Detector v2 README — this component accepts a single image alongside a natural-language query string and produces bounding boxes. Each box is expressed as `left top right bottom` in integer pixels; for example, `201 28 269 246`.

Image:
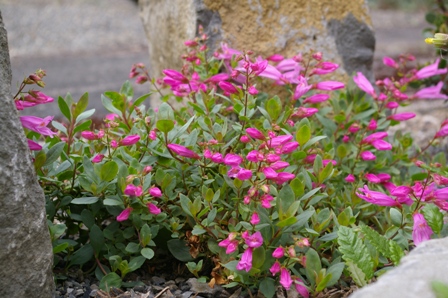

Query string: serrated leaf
389 240 404 265
360 224 391 259
345 260 367 287
337 226 374 280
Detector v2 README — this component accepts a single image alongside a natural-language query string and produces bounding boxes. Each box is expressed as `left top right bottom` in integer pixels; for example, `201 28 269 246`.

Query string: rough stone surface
0 11 55 298
350 237 448 298
139 0 375 85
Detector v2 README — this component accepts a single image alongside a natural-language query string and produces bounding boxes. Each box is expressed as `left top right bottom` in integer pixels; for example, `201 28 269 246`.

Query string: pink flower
280 268 293 290
224 153 243 166
360 151 376 161
372 139 392 151
267 54 284 62
272 247 285 258
149 130 157 140
273 172 295 184
293 278 309 298
240 135 250 143
312 61 339 75
20 115 56 137
236 248 253 272
414 81 448 100
365 173 381 183
261 194 274 208
27 139 42 151
167 144 200 159
415 59 447 79
211 152 223 163
362 132 388 144
206 73 230 83
243 231 263 248
436 125 448 138
435 187 448 200
250 212 260 225
292 107 319 118
294 79 313 100
315 81 345 90
110 139 118 148
303 93 330 104
367 119 377 131
246 128 265 140
149 186 162 198
236 168 252 180
383 56 398 68
163 69 188 82
120 135 140 146
147 203 161 215
263 167 278 179
385 101 399 109
218 81 239 94
105 113 119 121
270 161 289 170
218 232 239 254
388 112 416 121
356 185 399 206
270 261 281 276
117 207 133 222
248 86 259 95
81 131 98 140
124 184 143 197
353 72 376 98
92 154 105 163
281 141 299 153
345 174 355 183
268 135 293 148
377 173 391 182
412 213 433 246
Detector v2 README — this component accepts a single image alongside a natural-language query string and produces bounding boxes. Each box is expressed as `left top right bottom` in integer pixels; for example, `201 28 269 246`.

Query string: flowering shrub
17 32 448 297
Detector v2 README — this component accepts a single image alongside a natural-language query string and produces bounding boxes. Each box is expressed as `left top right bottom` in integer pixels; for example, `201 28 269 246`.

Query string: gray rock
186 278 229 298
350 237 448 298
0 10 54 298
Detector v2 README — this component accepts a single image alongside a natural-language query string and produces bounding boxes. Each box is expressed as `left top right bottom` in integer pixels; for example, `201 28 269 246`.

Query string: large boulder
0 11 55 298
139 0 375 91
350 237 448 298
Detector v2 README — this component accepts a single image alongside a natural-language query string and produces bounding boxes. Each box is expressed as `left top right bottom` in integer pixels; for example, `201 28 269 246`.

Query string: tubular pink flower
248 86 259 95
240 135 250 143
414 81 448 100
236 248 253 272
353 72 375 97
206 73 230 83
265 153 281 163
372 139 392 151
323 159 337 166
281 141 299 153
246 128 265 140
249 59 268 75
267 54 284 62
385 101 399 109
293 107 319 118
263 167 278 179
268 135 293 148
412 213 433 246
377 173 391 182
244 231 263 248
280 268 293 290
147 203 161 215
356 185 399 206
415 59 447 79
436 125 448 138
367 119 377 131
360 151 376 161
81 131 98 140
294 278 310 298
433 174 448 186
312 61 339 75
20 115 56 137
435 187 448 200
270 161 289 170
362 132 388 144
315 81 345 90
149 130 157 140
270 261 281 276
224 153 243 166
216 43 241 60
345 174 355 183
294 80 313 100
124 184 143 197
120 135 140 146
218 81 239 94
365 173 381 183
211 152 223 163
272 247 285 258
167 143 200 159
261 194 274 208
92 154 105 163
117 207 133 222
258 64 283 81
162 69 188 82
250 212 260 225
383 56 398 68
303 93 330 104
27 139 42 151
236 168 252 180
149 186 162 198
110 140 118 148
273 172 296 184
388 112 416 121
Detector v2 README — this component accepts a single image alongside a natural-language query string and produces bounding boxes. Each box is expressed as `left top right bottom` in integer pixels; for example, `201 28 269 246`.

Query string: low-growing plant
16 31 448 297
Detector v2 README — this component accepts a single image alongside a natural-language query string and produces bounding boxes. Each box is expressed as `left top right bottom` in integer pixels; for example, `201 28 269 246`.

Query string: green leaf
131 93 150 109
69 244 94 267
278 184 295 220
318 161 333 183
259 278 276 298
337 226 374 280
296 124 311 145
75 109 95 125
51 120 67 135
43 142 65 167
290 178 304 198
103 196 124 206
252 247 266 269
276 216 297 228
156 119 175 133
73 92 89 119
432 281 448 298
167 239 194 262
389 240 404 265
81 209 95 229
141 248 155 260
100 161 119 182
140 224 152 247
125 242 140 254
90 224 105 255
158 102 175 120
128 256 146 272
58 96 71 121
345 260 367 287
71 197 99 205
101 94 122 115
73 119 92 134
326 262 345 287
34 150 46 170
316 270 332 292
305 248 322 286
120 81 134 99
422 204 444 234
337 207 353 226
360 224 391 259
265 96 282 120
99 272 122 291
389 208 402 227
105 91 126 112
53 242 69 254
179 194 194 217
